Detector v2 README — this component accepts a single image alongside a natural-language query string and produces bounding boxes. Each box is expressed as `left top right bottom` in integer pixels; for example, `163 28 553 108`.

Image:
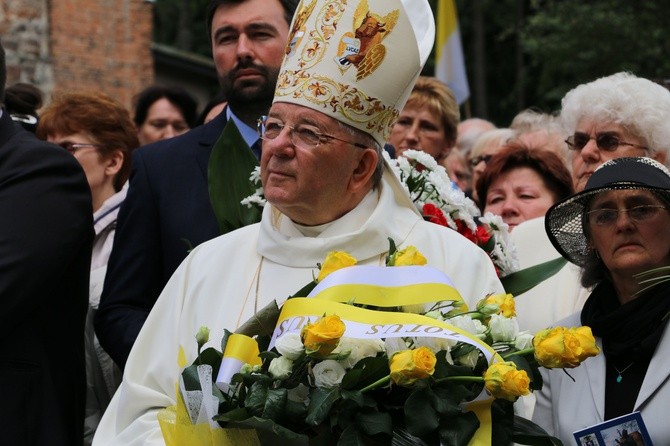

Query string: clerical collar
292 189 378 237
226 107 259 148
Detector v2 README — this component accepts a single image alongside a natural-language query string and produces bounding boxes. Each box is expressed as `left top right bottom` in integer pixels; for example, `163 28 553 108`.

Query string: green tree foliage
154 0 211 57
522 0 670 111
456 0 669 124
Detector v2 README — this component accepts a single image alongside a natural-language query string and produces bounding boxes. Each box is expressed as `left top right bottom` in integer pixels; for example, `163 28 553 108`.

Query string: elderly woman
133 85 198 146
562 72 670 192
534 157 670 443
37 92 139 445
388 76 460 163
477 142 573 230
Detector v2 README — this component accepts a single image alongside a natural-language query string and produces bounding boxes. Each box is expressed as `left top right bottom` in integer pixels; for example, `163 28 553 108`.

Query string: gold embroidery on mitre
275 69 399 140
335 0 399 80
299 1 346 68
285 0 317 57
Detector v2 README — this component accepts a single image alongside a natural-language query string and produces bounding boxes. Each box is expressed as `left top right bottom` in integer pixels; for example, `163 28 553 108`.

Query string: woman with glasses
561 72 670 192
534 157 670 443
37 91 139 445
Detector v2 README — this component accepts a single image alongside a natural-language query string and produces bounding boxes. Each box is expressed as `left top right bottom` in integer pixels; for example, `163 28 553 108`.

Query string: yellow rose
478 293 516 318
533 326 600 369
483 361 530 401
389 246 427 266
301 315 346 357
316 251 357 282
389 346 436 386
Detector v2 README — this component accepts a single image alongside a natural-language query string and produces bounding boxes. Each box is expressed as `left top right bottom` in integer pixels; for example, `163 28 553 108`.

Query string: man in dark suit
95 0 299 369
0 41 93 445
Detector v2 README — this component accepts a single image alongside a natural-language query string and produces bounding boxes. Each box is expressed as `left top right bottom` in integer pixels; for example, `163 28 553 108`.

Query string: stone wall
0 0 53 96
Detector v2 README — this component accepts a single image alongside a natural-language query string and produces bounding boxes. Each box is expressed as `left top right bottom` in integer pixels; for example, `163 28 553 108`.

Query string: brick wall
50 0 153 107
1 0 153 109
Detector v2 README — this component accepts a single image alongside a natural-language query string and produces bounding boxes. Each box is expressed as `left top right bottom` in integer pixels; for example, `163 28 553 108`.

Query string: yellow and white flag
435 0 470 105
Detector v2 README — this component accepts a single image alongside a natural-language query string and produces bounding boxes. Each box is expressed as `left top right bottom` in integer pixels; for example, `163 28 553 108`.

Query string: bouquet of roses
159 245 598 446
383 150 517 278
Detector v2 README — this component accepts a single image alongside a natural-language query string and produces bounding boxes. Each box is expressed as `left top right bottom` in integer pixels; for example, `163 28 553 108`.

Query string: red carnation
422 203 448 227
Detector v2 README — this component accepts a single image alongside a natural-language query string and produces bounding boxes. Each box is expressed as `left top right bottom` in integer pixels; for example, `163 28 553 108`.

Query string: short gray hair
561 72 670 164
336 120 383 189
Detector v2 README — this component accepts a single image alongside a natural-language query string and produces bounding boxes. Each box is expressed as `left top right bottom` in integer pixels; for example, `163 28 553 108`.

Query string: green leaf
244 380 269 417
291 280 318 298
431 385 468 416
405 388 439 437
305 387 341 426
262 388 287 421
214 407 250 422
385 237 398 265
284 398 309 421
337 424 366 446
235 300 280 338
220 329 232 354
226 415 309 443
207 119 261 235
340 389 376 408
438 411 480 446
433 350 449 376
181 350 222 392
340 356 389 390
501 257 567 296
511 416 564 446
357 410 393 437
258 351 280 361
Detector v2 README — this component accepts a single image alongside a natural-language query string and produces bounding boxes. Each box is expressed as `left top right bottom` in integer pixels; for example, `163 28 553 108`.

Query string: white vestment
511 217 590 334
93 178 504 445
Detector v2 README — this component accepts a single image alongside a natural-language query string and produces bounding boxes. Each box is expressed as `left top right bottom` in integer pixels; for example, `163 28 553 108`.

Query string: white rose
268 356 293 379
489 314 519 342
423 310 444 321
413 336 457 354
337 338 385 369
514 331 534 350
384 337 407 357
312 360 346 388
456 349 480 368
449 315 487 339
275 332 304 360
287 383 310 406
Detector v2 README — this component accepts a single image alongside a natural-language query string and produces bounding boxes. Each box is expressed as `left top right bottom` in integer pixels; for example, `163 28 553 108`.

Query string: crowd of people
2 0 670 444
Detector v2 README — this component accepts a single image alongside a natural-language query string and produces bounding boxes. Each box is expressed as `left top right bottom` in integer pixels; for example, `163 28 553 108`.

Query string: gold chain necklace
236 256 264 328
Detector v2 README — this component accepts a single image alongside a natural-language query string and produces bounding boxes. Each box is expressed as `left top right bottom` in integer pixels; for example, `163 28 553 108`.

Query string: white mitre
273 0 435 213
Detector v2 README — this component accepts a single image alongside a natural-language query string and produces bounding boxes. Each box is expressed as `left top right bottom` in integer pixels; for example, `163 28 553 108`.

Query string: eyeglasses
565 132 648 152
57 142 101 154
257 116 368 150
586 205 667 227
469 154 492 167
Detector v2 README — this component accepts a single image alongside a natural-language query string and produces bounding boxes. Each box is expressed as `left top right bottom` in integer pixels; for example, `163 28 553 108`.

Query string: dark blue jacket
95 112 228 369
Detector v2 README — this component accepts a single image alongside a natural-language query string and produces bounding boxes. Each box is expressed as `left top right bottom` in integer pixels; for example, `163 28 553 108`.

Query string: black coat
95 112 228 369
0 111 93 445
